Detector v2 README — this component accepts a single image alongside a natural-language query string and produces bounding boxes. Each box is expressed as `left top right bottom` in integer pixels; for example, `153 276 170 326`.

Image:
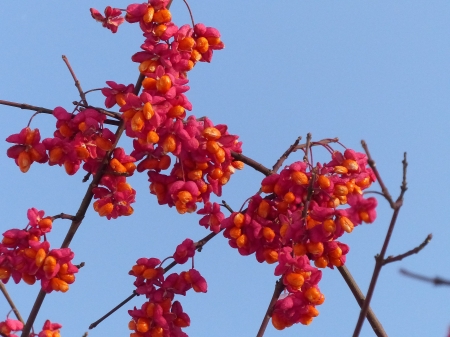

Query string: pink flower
173 239 196 264
90 7 124 33
197 202 224 233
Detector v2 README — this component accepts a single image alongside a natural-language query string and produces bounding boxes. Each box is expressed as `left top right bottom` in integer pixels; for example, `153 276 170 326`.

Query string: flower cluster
0 208 78 293
90 0 242 217
127 239 206 336
0 318 62 337
219 147 377 329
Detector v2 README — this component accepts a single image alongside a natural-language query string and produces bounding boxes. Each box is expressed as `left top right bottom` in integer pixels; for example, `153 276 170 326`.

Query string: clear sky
1 1 450 336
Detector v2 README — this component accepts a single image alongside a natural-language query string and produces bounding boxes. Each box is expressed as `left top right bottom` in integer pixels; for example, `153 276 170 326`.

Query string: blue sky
1 1 450 336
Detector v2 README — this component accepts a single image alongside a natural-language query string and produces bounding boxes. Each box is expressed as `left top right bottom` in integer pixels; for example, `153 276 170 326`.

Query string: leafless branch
383 234 432 265
399 269 450 286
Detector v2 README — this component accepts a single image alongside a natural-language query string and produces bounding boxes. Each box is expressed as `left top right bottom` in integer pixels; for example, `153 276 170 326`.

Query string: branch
20 65 146 337
0 100 120 126
72 102 122 120
231 151 272 176
360 140 395 208
383 234 432 265
0 282 25 324
271 136 301 173
50 213 76 221
399 269 450 286
62 55 88 106
256 278 285 337
337 266 387 337
352 147 408 337
302 133 312 163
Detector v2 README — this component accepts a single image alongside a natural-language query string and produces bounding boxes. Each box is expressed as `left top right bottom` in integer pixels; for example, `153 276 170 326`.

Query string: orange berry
334 184 348 196
98 203 114 217
142 268 158 280
209 167 223 179
124 162 136 175
318 175 330 189
136 317 151 333
215 148 226 163
262 227 275 242
229 226 241 239
356 176 371 188
167 105 185 118
306 217 320 229
38 217 53 230
329 247 343 259
291 171 308 185
206 140 219 153
327 197 340 208
276 201 288 213
286 272 305 289
143 102 154 120
202 127 221 140
59 273 75 284
179 37 195 51
293 243 307 256
142 77 157 89
258 200 270 218
298 314 313 325
196 37 209 53
177 190 193 204
306 242 324 256
272 312 288 330
139 60 159 74
233 213 245 228
18 151 31 173
359 211 370 223
158 155 171 170
0 267 11 280
143 6 154 23
314 256 329 268
196 162 209 170
153 9 171 23
110 158 127 173
231 160 244 170
261 184 274 193
59 123 73 138
49 147 63 163
191 49 202 62
334 165 348 174
35 248 47 267
131 111 145 132
280 223 289 238
219 172 231 185
273 183 285 196
338 216 354 233
283 191 295 203
162 134 177 153
153 24 167 37
206 37 221 45
115 93 127 107
156 75 172 93
96 137 113 151
187 169 202 181
343 159 359 172
305 287 322 304
236 234 248 248
150 327 164 337
323 219 336 233
51 278 69 292
128 320 137 330
263 249 278 264
330 257 343 267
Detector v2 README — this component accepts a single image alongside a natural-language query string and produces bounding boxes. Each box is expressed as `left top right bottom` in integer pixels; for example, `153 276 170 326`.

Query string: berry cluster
128 239 206 337
0 208 78 293
0 318 62 337
219 148 377 329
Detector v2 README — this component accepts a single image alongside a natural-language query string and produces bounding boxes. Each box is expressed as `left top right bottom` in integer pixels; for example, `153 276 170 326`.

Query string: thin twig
399 269 450 286
337 266 387 337
272 136 301 173
0 99 120 126
361 140 395 208
0 282 25 324
73 102 122 120
383 234 432 265
62 55 88 106
231 151 272 176
302 133 312 163
352 149 408 337
51 213 76 221
256 278 285 337
292 137 339 152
